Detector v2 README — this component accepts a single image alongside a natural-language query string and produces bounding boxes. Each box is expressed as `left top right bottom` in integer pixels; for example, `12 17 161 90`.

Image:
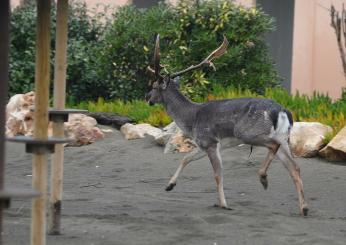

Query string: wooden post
31 0 51 245
48 0 68 235
0 1 10 244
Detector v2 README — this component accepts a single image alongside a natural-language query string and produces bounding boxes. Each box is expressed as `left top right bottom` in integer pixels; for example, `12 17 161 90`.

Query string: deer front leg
276 143 308 216
206 143 228 209
166 148 206 191
257 144 279 189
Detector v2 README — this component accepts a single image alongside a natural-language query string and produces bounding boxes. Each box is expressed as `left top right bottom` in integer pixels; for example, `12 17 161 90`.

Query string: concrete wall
291 0 345 99
244 0 345 99
257 0 295 90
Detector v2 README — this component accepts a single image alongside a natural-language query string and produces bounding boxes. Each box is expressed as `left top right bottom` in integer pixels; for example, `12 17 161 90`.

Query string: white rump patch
275 111 291 135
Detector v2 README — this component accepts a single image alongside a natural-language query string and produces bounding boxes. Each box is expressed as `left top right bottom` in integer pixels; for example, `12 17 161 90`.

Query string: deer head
145 34 229 106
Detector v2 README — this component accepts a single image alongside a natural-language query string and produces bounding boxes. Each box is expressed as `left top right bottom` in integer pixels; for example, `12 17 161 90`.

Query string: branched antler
170 36 229 78
147 34 229 82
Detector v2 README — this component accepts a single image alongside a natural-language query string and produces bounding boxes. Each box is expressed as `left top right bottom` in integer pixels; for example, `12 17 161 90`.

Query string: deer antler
154 34 161 78
170 35 229 78
147 34 164 84
147 34 164 83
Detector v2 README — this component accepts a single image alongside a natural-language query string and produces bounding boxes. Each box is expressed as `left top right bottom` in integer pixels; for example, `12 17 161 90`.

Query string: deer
146 34 308 216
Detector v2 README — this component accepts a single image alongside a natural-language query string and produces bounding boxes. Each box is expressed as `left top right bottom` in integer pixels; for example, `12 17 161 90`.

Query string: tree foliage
10 0 278 101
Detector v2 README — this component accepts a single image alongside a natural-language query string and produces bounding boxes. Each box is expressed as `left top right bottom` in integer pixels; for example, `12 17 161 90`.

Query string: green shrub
9 1 108 100
99 0 278 101
10 0 277 102
10 2 40 93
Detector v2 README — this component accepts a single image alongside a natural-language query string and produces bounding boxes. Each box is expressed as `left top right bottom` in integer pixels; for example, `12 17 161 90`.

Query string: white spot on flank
264 110 269 120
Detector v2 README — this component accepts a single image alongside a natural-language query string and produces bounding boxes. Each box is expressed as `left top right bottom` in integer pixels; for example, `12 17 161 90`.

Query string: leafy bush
9 1 108 100
10 0 277 101
99 0 278 100
10 2 40 93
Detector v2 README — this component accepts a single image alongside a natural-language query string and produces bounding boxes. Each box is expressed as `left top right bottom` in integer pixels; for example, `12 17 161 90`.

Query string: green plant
10 1 278 101
73 97 171 127
9 1 109 100
88 0 278 101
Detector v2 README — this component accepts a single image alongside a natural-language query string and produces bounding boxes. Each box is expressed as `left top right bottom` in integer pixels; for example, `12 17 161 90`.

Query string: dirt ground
3 126 346 245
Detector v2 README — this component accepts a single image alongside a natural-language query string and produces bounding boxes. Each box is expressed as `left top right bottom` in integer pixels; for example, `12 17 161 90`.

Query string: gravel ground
3 126 346 245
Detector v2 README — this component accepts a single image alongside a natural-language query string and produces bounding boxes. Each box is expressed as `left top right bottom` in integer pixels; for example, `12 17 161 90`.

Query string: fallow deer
146 35 308 216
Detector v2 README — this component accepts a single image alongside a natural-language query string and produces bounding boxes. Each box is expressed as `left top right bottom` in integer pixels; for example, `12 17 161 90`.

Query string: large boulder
64 113 104 146
290 122 332 157
120 123 163 140
6 93 104 146
5 92 35 136
164 130 197 153
319 126 346 162
154 122 179 146
6 91 35 119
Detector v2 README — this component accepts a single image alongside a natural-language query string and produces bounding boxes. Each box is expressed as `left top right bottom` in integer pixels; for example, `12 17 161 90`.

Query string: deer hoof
301 205 309 216
165 183 176 191
259 175 268 190
213 204 233 210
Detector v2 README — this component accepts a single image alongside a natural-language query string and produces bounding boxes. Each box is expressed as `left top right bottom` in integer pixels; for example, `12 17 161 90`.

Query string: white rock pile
5 92 104 146
120 122 196 153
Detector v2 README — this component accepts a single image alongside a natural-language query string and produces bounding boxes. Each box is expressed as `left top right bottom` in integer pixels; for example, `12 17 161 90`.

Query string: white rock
6 92 35 137
164 129 196 154
154 122 179 146
289 122 333 157
6 93 104 146
319 126 346 161
120 123 162 140
163 122 179 134
64 113 104 146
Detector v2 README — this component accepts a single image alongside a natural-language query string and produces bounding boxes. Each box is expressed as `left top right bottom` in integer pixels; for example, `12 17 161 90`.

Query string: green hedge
10 0 278 102
10 1 108 100
98 0 278 100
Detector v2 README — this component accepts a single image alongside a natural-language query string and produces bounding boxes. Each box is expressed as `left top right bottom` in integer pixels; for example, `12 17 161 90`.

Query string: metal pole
0 1 10 244
31 0 51 244
48 0 68 235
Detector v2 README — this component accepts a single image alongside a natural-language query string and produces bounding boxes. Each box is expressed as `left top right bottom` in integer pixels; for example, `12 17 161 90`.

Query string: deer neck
162 87 199 135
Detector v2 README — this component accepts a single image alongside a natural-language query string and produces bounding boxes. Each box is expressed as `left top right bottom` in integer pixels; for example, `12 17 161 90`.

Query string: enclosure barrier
0 1 39 245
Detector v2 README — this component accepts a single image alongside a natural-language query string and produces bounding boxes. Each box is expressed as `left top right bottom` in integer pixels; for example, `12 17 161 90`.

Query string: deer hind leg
166 147 206 191
206 143 229 209
276 142 308 216
257 143 280 189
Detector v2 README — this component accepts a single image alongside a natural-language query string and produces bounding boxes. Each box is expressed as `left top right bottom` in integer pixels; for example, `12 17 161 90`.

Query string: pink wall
291 0 346 99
